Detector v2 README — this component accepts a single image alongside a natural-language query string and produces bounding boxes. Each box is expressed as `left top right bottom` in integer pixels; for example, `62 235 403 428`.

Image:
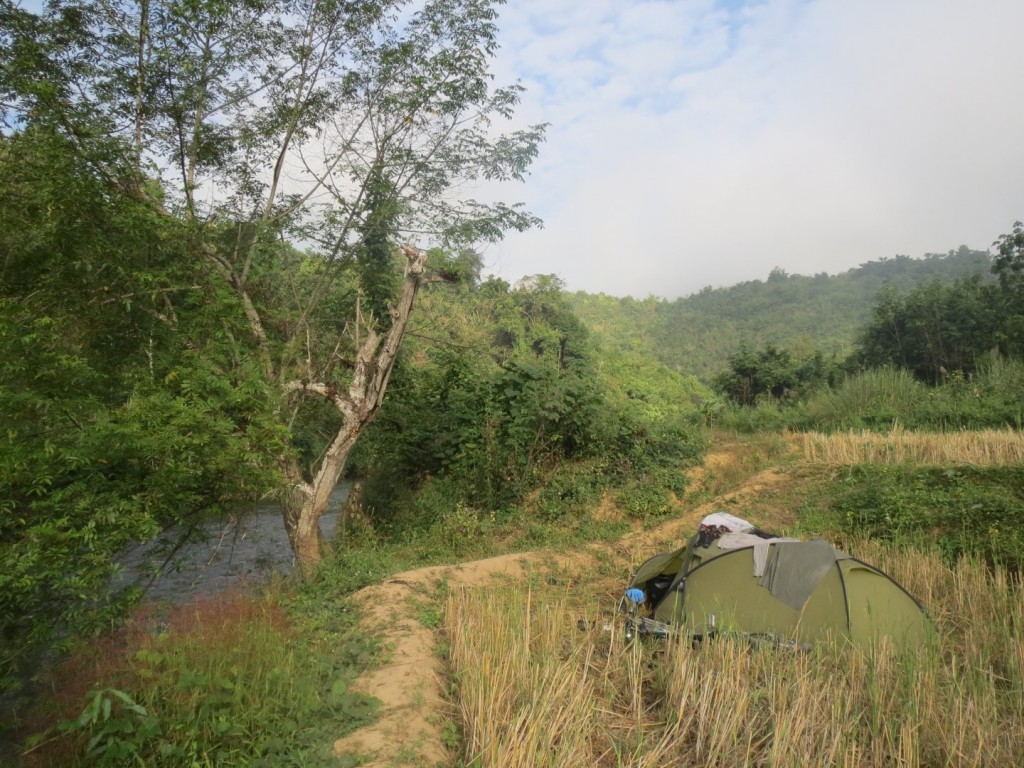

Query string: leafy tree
991 220 1024 357
0 124 286 692
854 276 1000 382
992 221 1024 294
1 0 544 578
359 274 602 513
356 270 707 530
354 163 403 321
712 343 840 405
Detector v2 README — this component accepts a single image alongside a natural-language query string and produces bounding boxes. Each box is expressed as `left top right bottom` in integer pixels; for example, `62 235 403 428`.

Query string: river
115 482 353 604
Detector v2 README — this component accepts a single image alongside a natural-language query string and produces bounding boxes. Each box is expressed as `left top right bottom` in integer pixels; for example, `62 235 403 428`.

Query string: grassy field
12 427 1023 767
445 541 1024 767
442 427 1024 767
802 427 1024 466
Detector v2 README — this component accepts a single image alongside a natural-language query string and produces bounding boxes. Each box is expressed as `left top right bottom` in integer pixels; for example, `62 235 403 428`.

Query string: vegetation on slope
350 272 708 543
569 246 994 381
3 0 1023 765
16 584 380 768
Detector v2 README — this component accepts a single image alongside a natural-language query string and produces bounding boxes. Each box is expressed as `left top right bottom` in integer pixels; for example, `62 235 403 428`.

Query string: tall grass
802 427 1024 466
718 360 1024 433
445 588 600 767
445 543 1024 767
18 588 379 767
804 367 925 430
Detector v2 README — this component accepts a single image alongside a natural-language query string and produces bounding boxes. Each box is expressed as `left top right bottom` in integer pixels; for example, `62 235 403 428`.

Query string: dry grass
688 430 797 499
445 542 1024 767
802 427 1024 466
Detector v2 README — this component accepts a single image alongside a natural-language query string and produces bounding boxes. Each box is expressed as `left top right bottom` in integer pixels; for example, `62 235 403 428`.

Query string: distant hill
568 247 993 382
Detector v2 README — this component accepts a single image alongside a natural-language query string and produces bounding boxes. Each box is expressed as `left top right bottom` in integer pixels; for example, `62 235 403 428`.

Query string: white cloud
480 0 1024 297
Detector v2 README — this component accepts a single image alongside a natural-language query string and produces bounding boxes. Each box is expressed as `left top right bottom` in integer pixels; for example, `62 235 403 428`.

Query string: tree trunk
280 245 427 576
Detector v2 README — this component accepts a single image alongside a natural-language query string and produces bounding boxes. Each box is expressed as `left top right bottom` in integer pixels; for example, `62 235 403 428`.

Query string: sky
475 0 1024 299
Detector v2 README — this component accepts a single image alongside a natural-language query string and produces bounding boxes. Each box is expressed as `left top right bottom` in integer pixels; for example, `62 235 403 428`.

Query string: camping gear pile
622 513 932 649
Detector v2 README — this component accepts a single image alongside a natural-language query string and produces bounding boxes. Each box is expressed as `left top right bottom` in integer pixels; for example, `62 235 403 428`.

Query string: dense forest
568 246 995 382
0 0 550 703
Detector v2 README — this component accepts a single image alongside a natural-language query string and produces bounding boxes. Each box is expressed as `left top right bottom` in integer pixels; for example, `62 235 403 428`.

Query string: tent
626 516 933 649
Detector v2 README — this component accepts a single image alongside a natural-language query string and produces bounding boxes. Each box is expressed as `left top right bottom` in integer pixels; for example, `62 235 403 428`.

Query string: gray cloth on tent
757 540 850 611
715 533 800 577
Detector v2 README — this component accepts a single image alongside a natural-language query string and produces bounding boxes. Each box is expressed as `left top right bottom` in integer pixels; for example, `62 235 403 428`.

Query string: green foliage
828 465 1024 566
799 367 927 430
534 463 608 522
849 221 1024 382
354 165 402 322
1 0 547 697
991 220 1024 358
360 276 607 513
56 689 159 767
2 0 546 551
713 342 842 406
0 127 285 696
420 498 498 556
296 546 408 602
27 591 380 767
356 273 707 536
992 220 1024 295
853 277 1002 382
567 247 994 382
713 401 792 433
613 475 675 520
717 359 1024 434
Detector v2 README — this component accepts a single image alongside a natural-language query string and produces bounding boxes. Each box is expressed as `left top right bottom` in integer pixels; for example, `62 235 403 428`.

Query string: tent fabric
627 533 932 649
756 539 849 610
716 533 800 576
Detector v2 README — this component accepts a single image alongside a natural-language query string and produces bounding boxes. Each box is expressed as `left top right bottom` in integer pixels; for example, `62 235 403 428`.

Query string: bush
828 465 1024 566
735 361 1024 434
801 367 924 430
21 589 380 767
714 400 793 433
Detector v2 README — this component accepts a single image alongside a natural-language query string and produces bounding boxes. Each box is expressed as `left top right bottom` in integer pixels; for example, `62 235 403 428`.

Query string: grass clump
17 587 379 767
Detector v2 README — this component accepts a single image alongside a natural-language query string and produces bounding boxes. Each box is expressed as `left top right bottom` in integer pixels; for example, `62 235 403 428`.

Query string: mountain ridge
566 246 993 381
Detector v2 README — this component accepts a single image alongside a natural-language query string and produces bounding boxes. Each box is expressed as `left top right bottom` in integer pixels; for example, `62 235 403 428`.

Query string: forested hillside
568 246 993 381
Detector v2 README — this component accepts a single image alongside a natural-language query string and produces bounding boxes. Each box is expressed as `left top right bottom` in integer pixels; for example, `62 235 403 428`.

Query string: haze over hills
567 246 993 382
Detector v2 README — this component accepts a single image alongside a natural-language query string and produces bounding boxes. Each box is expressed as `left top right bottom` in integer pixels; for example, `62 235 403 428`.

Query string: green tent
627 534 933 649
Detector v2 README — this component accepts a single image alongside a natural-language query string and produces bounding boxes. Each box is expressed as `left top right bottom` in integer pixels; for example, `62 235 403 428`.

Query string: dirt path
332 435 803 767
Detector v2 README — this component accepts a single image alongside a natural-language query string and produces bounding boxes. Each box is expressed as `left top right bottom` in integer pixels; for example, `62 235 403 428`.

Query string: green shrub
801 367 925 430
828 465 1024 566
613 480 673 520
715 400 792 433
534 463 608 521
25 590 380 767
751 360 1024 433
428 502 498 555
